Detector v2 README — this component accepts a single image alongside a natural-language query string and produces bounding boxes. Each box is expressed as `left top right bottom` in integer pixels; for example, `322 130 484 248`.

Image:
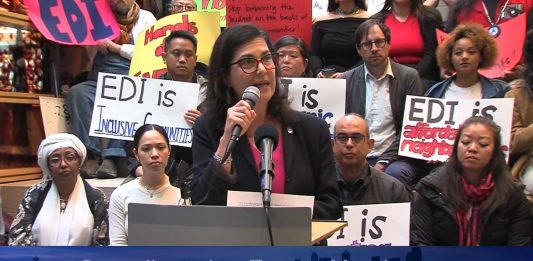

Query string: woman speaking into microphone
191 23 342 220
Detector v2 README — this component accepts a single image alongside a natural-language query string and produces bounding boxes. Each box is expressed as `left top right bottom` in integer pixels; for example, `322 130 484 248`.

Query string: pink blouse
250 131 286 193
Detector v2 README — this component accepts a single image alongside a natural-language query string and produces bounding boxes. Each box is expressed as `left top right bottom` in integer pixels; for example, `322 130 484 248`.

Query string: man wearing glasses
170 0 196 14
333 114 409 205
338 20 423 194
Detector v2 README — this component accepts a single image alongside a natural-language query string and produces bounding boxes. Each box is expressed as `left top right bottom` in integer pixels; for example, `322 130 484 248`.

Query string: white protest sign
312 0 328 20
328 203 410 246
39 96 70 136
89 73 199 147
283 77 346 136
400 96 513 161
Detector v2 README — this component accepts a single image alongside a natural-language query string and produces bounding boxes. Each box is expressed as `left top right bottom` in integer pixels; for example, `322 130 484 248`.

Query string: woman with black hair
190 23 342 220
411 116 532 245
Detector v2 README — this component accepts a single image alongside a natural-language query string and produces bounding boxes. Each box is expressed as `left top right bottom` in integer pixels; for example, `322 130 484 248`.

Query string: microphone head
254 124 279 150
242 86 261 107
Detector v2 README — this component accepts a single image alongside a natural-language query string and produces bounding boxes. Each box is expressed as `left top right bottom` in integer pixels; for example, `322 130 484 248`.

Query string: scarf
32 176 94 245
113 2 140 45
456 172 495 246
37 133 87 181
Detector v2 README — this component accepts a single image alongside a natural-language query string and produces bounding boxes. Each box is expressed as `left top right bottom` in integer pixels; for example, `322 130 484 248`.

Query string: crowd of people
4 0 533 246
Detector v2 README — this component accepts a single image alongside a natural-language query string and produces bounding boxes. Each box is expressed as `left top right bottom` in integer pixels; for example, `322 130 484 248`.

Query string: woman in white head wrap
9 133 109 246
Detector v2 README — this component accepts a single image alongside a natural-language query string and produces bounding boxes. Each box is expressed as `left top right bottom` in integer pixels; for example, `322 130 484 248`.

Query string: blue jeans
66 52 130 158
368 157 423 192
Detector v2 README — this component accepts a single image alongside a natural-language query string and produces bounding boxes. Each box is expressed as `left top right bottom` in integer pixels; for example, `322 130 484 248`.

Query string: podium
128 204 315 246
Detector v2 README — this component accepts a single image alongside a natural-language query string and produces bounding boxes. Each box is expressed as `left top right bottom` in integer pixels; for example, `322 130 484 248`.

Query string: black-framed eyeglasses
172 4 195 12
48 153 79 167
334 133 366 144
359 39 387 51
230 53 278 74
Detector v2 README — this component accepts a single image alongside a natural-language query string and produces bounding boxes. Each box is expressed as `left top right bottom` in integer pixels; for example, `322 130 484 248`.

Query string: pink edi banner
26 0 120 45
436 14 526 79
226 0 312 44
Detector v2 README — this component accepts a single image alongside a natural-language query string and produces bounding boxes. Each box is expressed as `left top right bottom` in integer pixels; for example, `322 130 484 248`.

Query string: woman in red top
372 0 443 90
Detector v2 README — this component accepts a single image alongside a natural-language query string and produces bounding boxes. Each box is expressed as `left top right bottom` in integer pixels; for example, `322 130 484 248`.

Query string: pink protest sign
436 14 526 79
25 0 120 45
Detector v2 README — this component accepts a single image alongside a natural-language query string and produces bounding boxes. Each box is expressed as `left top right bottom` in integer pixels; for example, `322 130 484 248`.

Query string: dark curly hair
436 23 498 71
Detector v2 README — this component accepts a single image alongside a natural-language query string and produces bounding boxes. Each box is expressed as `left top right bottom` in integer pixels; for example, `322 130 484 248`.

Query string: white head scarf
37 133 87 181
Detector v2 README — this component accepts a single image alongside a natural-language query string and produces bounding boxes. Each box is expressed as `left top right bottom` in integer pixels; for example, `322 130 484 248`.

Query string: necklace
59 199 68 213
140 177 168 198
481 0 510 37
335 7 359 17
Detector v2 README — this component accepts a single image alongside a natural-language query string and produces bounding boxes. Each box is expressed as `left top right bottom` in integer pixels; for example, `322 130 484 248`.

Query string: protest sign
129 11 220 78
328 203 410 246
399 96 513 162
227 0 312 44
39 96 70 136
197 0 226 27
436 14 525 79
25 0 119 45
284 78 346 136
89 73 199 147
312 0 328 21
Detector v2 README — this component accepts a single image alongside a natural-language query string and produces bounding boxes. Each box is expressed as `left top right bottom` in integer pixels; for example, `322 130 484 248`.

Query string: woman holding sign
190 23 342 220
425 23 509 99
411 116 532 246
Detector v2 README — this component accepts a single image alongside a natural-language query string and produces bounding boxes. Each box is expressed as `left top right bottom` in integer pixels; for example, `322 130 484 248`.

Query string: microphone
254 124 279 208
223 86 260 159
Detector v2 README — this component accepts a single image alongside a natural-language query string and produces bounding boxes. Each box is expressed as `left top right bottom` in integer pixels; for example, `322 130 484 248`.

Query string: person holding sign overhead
311 0 369 77
333 114 409 205
425 23 509 99
109 124 183 246
190 23 342 220
411 116 532 246
66 0 156 179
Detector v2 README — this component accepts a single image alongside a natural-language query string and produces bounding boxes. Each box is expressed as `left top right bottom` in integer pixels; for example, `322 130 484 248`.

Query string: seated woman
191 23 342 220
506 29 533 201
9 133 108 246
411 116 532 246
425 23 509 99
108 124 183 245
274 35 312 77
372 0 442 89
311 0 369 77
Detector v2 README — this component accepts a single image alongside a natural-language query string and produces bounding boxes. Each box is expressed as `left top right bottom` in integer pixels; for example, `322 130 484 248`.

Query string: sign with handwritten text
39 96 70 136
227 0 312 44
399 96 513 161
25 0 119 45
312 0 328 21
436 14 525 79
129 11 220 79
197 0 226 27
328 203 410 246
89 73 199 147
284 78 346 136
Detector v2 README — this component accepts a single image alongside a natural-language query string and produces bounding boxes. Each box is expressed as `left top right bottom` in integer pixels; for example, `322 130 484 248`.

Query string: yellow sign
129 11 220 78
